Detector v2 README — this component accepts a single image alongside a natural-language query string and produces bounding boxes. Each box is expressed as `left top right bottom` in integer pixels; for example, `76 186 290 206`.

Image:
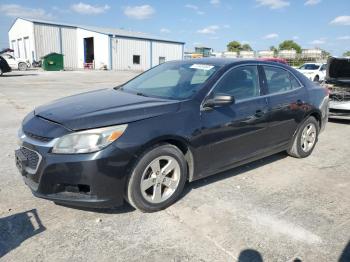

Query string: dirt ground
0 70 349 262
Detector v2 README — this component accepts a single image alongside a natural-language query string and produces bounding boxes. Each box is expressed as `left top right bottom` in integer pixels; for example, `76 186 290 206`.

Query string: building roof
14 18 185 44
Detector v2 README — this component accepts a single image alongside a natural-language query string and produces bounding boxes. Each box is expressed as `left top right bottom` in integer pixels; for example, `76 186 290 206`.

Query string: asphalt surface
0 70 349 262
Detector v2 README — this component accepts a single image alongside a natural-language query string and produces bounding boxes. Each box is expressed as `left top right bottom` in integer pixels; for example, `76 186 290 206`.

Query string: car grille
20 147 41 171
24 131 53 142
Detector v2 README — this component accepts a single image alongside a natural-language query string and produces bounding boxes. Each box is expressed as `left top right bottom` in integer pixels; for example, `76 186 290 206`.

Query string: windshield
299 64 320 70
119 62 220 100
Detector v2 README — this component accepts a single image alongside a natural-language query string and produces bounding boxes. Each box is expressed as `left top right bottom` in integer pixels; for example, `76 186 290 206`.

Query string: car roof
173 58 287 67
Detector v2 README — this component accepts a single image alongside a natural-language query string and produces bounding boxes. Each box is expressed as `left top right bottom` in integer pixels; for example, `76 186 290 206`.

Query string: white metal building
8 18 185 71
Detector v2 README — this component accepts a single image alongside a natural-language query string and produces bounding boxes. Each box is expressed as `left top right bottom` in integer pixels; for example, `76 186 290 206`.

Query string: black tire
287 116 319 158
126 144 187 212
313 75 319 82
0 68 3 76
18 62 27 71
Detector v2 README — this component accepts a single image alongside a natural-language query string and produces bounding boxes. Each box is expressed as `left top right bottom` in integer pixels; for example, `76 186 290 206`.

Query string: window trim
201 63 305 110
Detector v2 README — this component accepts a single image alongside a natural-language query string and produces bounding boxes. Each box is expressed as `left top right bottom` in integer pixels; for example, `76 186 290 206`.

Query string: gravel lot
0 70 349 262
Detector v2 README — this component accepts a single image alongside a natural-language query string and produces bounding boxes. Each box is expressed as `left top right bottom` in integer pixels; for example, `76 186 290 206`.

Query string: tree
321 49 331 58
241 44 253 51
227 41 241 52
343 51 350 57
278 40 302 54
269 46 278 57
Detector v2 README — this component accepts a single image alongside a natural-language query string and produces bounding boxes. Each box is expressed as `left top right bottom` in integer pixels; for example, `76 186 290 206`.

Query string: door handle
255 110 265 118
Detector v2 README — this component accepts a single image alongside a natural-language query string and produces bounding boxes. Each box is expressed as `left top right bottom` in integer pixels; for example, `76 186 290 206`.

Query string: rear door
261 65 308 147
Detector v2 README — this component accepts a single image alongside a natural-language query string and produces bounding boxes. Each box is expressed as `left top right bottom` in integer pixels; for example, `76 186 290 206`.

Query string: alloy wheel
301 123 317 152
140 156 181 204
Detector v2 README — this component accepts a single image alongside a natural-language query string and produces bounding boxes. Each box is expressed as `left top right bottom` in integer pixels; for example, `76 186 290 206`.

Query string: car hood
35 88 181 130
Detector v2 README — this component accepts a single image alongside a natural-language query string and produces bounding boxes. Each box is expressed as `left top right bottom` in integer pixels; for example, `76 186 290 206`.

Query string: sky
0 0 349 55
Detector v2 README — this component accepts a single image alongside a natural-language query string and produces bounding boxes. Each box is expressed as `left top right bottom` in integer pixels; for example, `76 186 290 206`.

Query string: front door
196 65 270 177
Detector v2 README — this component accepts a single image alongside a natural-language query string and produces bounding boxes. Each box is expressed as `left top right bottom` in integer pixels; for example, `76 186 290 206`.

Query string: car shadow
55 202 135 214
0 209 46 258
182 152 287 197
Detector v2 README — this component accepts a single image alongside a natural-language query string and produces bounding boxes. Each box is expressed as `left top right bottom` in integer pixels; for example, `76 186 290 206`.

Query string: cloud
185 4 205 15
304 0 321 6
71 2 110 14
263 33 279 39
310 39 326 45
293 36 299 40
210 0 221 5
124 5 155 20
256 0 290 9
197 25 220 34
330 16 350 26
0 4 53 19
337 36 350 40
160 28 171 33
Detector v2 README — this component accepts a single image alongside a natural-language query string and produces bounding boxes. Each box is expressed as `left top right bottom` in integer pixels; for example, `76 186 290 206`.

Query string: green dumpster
42 53 64 71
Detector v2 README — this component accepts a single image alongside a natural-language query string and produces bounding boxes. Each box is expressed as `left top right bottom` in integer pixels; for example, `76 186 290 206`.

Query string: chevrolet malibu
16 59 329 212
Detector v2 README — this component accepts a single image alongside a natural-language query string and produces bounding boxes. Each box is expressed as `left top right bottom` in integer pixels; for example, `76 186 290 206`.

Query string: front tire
18 62 27 71
313 75 319 82
126 144 187 212
287 116 319 158
0 68 3 76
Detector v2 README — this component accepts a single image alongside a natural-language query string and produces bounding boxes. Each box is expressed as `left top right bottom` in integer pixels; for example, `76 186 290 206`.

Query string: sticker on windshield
190 64 214 71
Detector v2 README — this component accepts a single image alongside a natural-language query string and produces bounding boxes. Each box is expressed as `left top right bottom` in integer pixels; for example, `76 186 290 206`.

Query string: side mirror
204 94 235 108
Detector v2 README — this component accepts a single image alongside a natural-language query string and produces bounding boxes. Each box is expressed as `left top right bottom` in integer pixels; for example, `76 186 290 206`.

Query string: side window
263 66 295 94
212 65 260 101
289 73 301 89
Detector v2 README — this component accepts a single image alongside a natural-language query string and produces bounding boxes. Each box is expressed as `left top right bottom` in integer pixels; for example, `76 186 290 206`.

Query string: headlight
52 124 127 154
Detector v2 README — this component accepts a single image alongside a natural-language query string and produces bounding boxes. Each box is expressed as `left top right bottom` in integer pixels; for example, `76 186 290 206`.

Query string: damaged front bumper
328 85 350 120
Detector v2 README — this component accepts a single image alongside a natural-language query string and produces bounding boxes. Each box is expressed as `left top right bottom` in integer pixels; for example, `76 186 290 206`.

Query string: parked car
325 56 350 119
15 59 329 212
297 63 327 82
0 56 11 76
1 53 30 71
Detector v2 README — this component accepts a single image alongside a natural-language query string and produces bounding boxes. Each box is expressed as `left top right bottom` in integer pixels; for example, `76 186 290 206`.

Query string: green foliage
227 41 241 52
227 41 253 53
343 51 350 57
278 40 302 54
241 44 253 51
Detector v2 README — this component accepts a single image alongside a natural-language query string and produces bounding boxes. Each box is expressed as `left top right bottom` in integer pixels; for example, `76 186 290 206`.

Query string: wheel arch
134 135 195 182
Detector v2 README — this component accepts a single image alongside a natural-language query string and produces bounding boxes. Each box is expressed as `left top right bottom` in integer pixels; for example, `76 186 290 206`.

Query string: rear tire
287 116 319 158
126 144 187 212
18 62 27 71
0 68 3 76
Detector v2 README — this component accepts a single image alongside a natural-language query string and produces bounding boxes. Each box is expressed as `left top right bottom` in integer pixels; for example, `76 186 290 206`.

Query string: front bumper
329 101 350 120
15 132 134 208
